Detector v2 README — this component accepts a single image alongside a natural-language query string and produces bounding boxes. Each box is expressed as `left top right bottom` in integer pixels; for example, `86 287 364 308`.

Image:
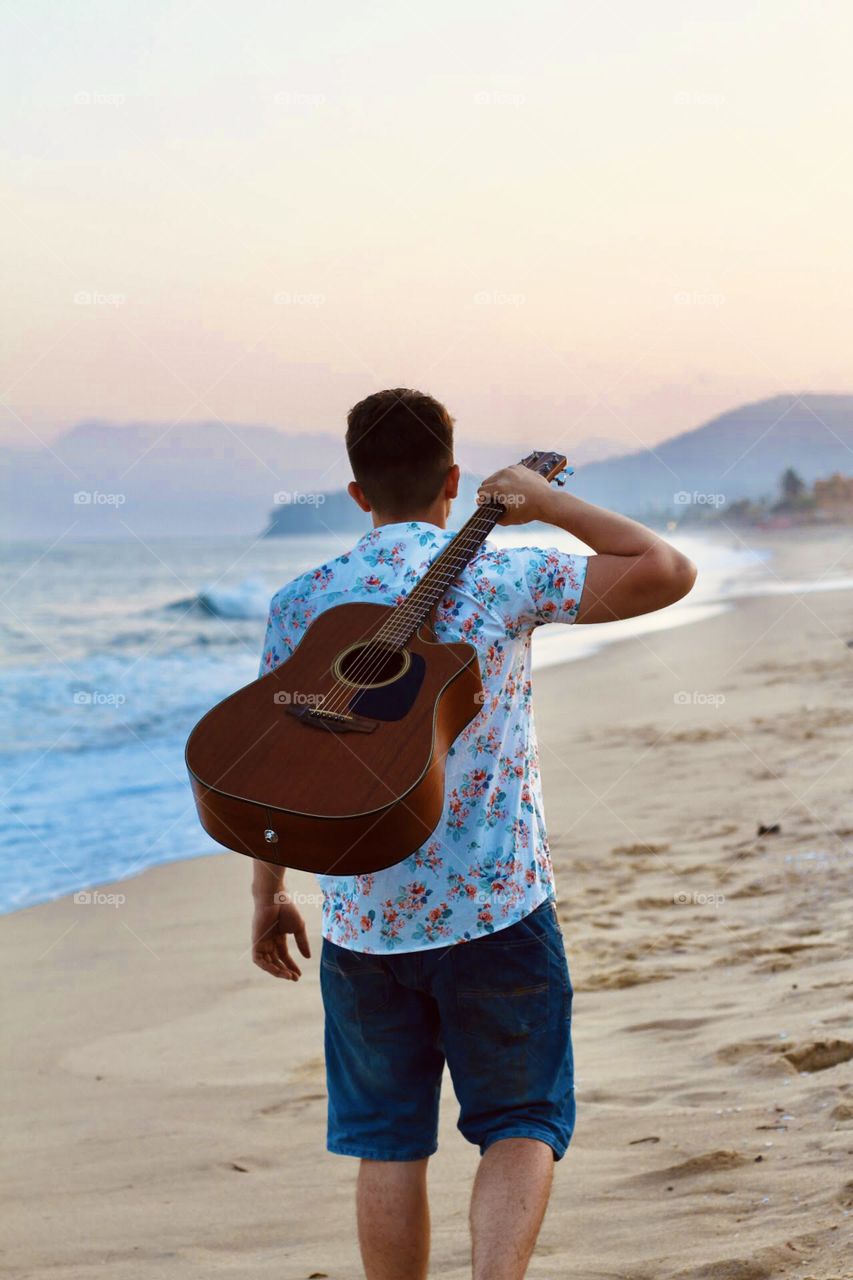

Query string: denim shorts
320 898 574 1162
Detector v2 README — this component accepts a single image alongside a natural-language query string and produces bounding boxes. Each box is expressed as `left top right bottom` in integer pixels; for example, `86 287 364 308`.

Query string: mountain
0 420 627 539
0 420 357 539
567 394 853 516
264 394 853 534
263 473 485 537
2 396 851 538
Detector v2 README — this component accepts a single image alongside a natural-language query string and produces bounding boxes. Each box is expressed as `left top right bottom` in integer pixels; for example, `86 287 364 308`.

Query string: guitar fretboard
383 500 505 646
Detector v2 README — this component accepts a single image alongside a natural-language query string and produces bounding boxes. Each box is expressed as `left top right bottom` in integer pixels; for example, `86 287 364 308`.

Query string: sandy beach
2 527 852 1280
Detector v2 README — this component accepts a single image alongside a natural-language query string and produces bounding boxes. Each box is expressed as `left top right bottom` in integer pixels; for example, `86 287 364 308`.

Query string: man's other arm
253 598 311 980
478 465 697 624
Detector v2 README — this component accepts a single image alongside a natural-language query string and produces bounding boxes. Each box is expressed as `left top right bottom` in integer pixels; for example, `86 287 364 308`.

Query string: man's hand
252 892 311 981
477 465 557 526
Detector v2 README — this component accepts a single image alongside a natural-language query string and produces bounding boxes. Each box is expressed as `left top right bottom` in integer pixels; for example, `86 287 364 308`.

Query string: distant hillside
264 474 484 537
2 395 852 537
568 394 853 516
0 420 360 539
0 419 624 538
264 395 853 534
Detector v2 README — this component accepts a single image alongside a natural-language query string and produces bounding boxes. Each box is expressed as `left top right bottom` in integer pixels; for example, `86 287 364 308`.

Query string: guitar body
185 601 484 875
185 448 568 877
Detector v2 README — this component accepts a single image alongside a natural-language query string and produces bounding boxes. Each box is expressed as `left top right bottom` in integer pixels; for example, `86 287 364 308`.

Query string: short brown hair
346 388 454 515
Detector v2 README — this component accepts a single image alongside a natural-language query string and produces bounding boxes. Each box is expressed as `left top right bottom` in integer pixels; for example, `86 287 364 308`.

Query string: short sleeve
258 593 294 676
495 546 589 635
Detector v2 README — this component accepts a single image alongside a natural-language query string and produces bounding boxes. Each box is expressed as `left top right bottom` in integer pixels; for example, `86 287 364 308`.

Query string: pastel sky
3 0 852 454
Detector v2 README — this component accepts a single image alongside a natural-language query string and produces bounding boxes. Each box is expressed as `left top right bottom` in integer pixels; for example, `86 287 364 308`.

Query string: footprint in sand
624 1016 716 1034
727 881 769 900
837 1180 853 1208
258 1092 326 1116
718 1036 853 1075
678 1261 772 1280
583 964 676 990
287 1055 326 1083
717 1038 791 1073
611 841 672 857
629 1149 748 1186
783 1038 853 1073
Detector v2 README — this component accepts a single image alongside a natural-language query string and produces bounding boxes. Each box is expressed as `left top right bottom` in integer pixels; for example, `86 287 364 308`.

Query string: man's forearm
252 859 285 902
538 488 667 558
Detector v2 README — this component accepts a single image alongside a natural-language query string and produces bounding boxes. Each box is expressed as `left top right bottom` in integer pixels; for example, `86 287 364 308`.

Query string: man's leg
469 1138 554 1280
357 1157 430 1280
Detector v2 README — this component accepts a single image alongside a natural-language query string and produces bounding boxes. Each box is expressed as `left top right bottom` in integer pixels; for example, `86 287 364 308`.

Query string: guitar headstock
519 450 571 485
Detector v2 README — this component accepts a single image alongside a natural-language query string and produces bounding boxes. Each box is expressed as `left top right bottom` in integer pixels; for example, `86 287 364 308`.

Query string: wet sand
2 528 852 1279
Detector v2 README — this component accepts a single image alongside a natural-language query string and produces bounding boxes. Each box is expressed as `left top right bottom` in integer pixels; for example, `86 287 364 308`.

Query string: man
252 388 696 1280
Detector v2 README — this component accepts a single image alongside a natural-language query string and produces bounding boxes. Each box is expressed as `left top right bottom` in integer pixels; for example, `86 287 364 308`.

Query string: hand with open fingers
477 464 555 526
252 895 312 980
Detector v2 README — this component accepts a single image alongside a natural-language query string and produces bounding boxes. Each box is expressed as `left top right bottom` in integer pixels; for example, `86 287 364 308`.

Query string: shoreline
5 526 853 919
2 527 852 1277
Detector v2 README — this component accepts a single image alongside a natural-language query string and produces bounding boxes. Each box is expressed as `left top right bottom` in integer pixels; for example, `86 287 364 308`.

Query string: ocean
1 528 843 915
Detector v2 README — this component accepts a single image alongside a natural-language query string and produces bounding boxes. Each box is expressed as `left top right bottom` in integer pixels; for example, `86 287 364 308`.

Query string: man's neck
370 503 449 531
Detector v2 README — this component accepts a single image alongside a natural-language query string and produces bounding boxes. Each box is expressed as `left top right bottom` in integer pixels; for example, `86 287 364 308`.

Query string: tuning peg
554 467 574 487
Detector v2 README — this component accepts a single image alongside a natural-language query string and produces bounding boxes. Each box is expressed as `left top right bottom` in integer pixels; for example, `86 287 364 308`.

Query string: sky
2 0 852 457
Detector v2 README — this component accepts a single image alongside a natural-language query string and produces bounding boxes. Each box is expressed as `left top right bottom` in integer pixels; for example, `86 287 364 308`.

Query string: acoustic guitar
185 451 569 876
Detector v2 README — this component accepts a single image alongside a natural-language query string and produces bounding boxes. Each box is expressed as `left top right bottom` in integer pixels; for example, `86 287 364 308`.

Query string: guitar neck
387 448 568 646
389 500 505 642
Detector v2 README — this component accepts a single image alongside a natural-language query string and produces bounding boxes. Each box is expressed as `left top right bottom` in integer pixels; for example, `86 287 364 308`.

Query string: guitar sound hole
333 642 411 690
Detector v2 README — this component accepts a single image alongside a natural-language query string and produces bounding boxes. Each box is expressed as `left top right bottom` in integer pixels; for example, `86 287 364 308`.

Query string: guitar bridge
284 705 378 734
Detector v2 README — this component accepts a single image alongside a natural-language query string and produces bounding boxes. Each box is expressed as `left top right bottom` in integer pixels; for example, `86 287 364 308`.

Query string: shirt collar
354 520 450 549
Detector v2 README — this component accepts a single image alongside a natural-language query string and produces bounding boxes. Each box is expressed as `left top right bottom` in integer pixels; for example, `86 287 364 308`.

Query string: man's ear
347 480 372 513
444 464 460 501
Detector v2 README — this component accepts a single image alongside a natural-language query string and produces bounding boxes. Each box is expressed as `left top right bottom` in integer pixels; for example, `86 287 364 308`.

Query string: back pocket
452 939 551 1041
321 946 392 1020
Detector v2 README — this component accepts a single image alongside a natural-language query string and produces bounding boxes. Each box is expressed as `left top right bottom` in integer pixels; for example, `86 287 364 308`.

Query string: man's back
261 519 588 952
249 388 696 1280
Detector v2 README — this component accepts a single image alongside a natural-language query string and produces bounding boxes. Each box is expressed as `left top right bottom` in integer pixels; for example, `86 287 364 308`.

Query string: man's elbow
653 546 697 605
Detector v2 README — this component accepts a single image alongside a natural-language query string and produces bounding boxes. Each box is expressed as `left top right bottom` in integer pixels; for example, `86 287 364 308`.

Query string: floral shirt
260 521 588 953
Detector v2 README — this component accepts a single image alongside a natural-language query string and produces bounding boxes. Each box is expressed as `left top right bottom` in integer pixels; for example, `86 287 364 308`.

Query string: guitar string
324 504 503 684
316 457 563 715
317 508 500 716
317 505 503 716
319 463 558 714
328 506 500 670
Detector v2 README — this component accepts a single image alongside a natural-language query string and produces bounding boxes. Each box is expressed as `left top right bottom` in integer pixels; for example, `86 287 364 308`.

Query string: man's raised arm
478 464 697 624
